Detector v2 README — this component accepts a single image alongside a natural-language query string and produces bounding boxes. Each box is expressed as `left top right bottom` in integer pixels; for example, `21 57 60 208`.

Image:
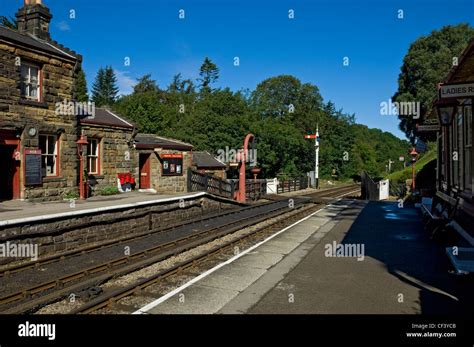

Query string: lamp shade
435 98 458 126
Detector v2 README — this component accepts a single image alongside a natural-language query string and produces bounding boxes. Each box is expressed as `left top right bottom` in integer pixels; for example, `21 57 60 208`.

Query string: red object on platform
118 173 135 186
305 134 317 139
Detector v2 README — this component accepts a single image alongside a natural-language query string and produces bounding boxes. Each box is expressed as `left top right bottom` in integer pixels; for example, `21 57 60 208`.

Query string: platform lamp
410 148 418 191
435 98 458 126
76 134 89 200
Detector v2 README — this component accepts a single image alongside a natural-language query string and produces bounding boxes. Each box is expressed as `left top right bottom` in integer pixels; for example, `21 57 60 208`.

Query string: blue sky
2 0 473 139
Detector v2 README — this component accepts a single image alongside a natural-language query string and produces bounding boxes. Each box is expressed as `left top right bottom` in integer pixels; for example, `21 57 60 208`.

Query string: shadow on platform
339 200 474 315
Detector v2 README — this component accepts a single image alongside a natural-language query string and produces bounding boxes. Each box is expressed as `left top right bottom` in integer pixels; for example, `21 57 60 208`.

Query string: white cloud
56 21 71 31
114 69 135 96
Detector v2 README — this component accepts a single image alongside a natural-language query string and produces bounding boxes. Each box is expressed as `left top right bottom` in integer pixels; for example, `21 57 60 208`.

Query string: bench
420 191 458 234
444 197 474 274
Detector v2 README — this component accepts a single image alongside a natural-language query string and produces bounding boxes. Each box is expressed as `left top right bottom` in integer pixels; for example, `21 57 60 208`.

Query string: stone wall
81 124 136 194
0 41 79 201
149 149 192 193
0 194 241 267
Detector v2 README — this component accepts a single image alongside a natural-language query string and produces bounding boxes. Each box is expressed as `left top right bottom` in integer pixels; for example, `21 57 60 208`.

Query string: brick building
192 151 227 179
134 134 193 194
79 108 137 195
0 0 196 202
0 0 82 201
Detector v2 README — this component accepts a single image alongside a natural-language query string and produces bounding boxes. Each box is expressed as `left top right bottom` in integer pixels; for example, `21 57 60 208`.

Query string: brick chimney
16 0 52 41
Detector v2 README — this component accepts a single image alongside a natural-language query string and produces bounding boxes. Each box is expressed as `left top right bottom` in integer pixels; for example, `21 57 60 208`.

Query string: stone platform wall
0 194 242 267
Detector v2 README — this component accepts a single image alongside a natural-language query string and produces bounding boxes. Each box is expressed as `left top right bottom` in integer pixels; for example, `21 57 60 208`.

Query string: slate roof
135 133 194 151
79 108 135 130
193 151 226 169
0 26 81 62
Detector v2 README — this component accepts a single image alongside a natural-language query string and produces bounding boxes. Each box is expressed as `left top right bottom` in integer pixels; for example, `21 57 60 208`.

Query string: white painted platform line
133 201 355 315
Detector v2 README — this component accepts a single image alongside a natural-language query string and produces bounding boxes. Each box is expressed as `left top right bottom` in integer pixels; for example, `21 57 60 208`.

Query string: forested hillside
110 70 410 180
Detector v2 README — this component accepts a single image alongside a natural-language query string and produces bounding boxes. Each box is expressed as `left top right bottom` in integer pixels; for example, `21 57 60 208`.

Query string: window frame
20 62 42 102
87 138 100 175
39 134 59 177
464 105 472 191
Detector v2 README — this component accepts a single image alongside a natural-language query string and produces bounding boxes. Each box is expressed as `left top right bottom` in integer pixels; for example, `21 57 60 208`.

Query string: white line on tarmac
133 198 355 314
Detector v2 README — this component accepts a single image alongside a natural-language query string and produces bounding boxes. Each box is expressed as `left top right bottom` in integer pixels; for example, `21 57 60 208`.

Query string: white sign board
440 83 474 98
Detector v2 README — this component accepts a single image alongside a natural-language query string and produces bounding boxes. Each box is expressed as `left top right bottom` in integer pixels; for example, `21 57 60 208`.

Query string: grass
386 149 437 184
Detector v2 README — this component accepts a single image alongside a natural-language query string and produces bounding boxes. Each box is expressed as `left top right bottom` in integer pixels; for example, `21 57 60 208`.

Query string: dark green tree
168 73 195 94
92 66 119 107
0 16 17 30
393 23 474 142
133 74 159 94
198 57 219 91
75 67 89 102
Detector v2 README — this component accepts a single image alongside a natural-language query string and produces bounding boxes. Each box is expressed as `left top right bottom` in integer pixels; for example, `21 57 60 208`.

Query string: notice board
24 149 42 186
161 154 183 176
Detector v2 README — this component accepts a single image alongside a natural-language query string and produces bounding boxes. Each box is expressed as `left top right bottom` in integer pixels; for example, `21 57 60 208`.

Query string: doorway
139 153 151 189
0 145 19 200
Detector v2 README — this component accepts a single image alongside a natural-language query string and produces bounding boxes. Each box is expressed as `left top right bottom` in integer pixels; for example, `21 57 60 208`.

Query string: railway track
71 184 360 314
0 184 359 314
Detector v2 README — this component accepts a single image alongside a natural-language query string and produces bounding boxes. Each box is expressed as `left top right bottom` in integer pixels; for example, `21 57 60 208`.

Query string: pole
412 162 415 191
79 152 84 199
315 126 319 189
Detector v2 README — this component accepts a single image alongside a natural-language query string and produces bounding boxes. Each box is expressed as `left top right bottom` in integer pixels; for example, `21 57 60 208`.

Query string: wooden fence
276 176 309 194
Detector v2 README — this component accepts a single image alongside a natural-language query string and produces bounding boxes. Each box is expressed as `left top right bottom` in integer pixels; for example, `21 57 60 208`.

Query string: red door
139 154 151 189
0 132 21 200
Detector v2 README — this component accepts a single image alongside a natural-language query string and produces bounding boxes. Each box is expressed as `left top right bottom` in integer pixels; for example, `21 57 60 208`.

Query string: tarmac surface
138 199 474 315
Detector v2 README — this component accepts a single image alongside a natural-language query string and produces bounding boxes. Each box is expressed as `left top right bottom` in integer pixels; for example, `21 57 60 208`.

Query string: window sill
42 176 66 182
88 175 104 179
19 98 48 108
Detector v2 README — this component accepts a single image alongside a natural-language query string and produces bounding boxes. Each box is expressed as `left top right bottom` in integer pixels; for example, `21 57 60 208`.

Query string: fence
276 176 309 194
246 179 267 201
187 170 235 199
360 171 379 201
389 181 407 198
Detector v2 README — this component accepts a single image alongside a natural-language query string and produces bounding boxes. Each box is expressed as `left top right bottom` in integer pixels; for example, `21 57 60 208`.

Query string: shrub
64 190 79 200
99 186 120 196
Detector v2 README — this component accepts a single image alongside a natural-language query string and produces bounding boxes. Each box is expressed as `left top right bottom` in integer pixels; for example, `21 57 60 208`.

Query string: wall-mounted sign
416 124 441 132
161 154 183 176
439 82 474 99
24 149 42 186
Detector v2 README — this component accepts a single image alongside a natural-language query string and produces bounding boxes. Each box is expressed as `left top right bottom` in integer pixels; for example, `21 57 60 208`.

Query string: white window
87 139 100 174
21 64 41 101
39 135 58 176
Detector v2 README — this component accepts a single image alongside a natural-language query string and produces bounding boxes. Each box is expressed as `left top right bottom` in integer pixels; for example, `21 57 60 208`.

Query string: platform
136 200 474 315
0 191 206 226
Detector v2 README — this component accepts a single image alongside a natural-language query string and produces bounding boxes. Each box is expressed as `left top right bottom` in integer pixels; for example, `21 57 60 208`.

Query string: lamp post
76 134 88 200
410 148 418 191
